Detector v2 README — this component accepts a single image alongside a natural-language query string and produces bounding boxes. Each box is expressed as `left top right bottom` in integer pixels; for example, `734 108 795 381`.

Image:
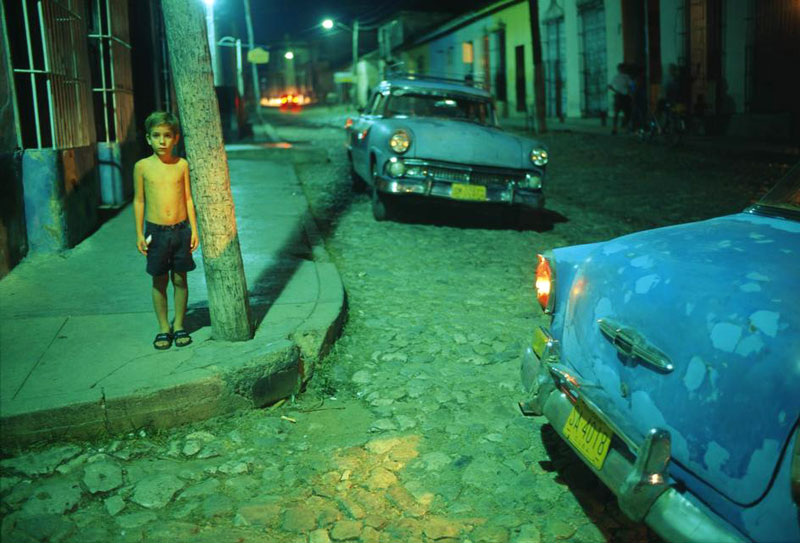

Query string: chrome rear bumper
519 330 749 543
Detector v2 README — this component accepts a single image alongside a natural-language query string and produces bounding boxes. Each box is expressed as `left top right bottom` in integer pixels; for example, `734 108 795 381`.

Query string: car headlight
530 147 548 166
389 130 411 154
521 174 542 189
387 157 406 177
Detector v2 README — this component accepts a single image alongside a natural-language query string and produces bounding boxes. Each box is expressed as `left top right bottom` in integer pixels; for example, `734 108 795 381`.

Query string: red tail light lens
535 253 554 312
344 117 353 129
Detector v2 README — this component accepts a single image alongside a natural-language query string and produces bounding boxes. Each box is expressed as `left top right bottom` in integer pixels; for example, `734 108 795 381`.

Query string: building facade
0 0 173 278
391 0 798 139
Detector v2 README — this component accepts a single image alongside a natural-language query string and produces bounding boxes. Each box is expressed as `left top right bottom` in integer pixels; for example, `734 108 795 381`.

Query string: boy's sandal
173 329 192 347
153 332 173 350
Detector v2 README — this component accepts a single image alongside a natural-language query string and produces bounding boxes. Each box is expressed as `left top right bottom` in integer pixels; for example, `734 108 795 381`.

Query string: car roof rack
384 67 487 90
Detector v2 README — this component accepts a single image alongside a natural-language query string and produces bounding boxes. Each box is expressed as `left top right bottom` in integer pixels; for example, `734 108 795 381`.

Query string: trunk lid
557 213 800 505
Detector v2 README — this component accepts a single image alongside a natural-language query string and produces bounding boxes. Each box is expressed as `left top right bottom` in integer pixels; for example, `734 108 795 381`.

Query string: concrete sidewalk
0 148 346 450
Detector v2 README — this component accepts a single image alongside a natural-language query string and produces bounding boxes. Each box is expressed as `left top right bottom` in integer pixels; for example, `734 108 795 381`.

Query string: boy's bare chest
142 162 183 191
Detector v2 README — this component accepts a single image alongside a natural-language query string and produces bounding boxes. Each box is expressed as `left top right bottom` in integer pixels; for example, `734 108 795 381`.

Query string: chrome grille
426 166 470 183
424 166 523 187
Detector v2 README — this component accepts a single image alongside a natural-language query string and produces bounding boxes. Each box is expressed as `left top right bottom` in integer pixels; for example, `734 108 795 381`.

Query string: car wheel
349 156 366 192
370 160 393 221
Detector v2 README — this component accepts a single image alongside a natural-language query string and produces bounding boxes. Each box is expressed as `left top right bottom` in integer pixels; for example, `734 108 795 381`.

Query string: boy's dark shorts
145 220 196 277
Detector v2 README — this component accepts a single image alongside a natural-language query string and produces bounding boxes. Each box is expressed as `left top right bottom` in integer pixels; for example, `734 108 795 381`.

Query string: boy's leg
172 271 192 346
172 271 188 330
152 274 171 345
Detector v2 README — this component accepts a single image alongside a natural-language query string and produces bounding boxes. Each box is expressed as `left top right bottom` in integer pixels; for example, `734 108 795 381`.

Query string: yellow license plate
532 326 549 359
451 183 486 201
563 401 613 470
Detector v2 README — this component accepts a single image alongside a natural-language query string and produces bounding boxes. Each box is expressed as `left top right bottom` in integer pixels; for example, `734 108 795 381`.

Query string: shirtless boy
134 111 199 350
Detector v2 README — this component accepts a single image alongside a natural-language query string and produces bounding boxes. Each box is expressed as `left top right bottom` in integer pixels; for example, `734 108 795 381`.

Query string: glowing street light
284 51 294 60
321 18 334 30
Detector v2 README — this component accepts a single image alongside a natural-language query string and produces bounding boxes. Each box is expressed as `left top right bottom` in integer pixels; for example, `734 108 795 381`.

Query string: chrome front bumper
376 177 543 208
374 158 545 209
519 327 749 543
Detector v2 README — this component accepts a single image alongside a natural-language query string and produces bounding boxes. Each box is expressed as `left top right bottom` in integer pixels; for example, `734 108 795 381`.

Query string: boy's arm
183 160 199 252
133 161 147 255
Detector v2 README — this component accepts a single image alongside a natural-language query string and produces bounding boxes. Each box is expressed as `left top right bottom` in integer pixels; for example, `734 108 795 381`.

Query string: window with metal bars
87 0 133 144
3 0 96 149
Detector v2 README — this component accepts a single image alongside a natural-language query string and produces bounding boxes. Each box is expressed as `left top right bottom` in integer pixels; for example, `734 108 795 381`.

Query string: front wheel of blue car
370 161 394 221
371 186 394 221
350 158 366 193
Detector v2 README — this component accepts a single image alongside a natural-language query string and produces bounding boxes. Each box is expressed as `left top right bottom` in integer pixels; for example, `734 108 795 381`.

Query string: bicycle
637 102 688 147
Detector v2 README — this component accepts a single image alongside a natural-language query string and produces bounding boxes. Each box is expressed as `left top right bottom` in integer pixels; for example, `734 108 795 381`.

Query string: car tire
370 160 393 221
349 157 366 193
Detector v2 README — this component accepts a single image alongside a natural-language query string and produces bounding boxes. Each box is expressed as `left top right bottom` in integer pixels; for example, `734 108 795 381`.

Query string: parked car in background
345 74 549 222
520 164 800 542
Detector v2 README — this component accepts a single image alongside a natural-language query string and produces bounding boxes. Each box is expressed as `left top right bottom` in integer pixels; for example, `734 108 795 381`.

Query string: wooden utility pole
528 0 547 133
161 0 252 341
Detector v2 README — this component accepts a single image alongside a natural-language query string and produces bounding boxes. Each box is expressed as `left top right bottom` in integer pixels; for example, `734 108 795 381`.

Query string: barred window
87 0 133 143
4 0 95 149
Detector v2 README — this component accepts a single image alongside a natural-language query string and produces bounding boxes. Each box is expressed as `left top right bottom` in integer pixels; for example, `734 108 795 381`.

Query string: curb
0 150 347 451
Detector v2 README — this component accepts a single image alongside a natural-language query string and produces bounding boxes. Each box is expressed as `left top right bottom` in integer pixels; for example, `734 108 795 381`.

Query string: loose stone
104 494 126 516
330 519 362 540
130 474 184 509
83 459 123 494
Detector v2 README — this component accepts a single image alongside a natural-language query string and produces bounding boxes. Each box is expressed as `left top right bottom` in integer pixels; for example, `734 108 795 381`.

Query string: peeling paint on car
746 271 769 282
739 282 762 292
602 242 627 255
749 310 779 337
683 356 706 391
703 440 731 475
630 255 654 268
710 322 742 352
634 274 659 294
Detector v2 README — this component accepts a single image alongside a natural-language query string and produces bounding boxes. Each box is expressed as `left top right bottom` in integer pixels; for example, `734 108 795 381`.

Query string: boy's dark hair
144 111 180 135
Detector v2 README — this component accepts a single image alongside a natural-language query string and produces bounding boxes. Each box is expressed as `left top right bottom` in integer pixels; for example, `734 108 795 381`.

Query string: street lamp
284 51 294 60
321 18 361 103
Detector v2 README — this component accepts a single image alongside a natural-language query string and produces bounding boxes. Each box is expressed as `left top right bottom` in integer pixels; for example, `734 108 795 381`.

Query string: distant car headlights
389 129 411 154
530 147 549 166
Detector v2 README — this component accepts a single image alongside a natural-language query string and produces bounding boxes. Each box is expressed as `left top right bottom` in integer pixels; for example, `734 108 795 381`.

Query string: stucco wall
23 147 99 253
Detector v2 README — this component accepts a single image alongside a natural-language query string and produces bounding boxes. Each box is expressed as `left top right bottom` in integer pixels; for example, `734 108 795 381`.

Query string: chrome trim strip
598 318 674 373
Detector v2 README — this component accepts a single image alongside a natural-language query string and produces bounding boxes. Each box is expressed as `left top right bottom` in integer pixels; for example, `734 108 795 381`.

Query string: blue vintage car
345 74 548 221
520 164 800 542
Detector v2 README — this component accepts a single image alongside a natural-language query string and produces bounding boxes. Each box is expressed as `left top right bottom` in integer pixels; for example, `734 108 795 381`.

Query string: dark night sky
216 0 493 47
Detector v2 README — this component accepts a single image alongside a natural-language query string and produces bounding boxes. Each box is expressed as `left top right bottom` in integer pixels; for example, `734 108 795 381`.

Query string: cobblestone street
0 110 790 543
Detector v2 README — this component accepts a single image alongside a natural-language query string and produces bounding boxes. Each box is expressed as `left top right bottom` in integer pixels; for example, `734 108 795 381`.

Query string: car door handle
598 318 674 373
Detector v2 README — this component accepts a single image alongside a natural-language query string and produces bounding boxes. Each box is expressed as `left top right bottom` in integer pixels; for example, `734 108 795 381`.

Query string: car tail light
344 117 353 129
535 253 555 313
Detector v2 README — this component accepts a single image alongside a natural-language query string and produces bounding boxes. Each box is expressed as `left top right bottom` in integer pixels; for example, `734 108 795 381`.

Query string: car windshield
385 91 495 126
754 163 800 219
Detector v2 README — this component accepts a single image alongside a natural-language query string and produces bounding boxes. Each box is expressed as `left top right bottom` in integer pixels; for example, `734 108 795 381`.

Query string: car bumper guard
519 326 749 543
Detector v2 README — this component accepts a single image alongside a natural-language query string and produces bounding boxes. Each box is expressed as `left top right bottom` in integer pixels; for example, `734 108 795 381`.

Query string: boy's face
146 124 179 157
